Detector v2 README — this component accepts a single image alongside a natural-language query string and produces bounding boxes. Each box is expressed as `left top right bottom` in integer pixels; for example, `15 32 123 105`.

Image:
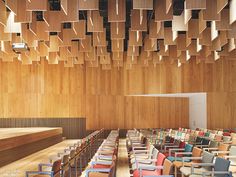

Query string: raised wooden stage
0 140 79 177
0 128 62 167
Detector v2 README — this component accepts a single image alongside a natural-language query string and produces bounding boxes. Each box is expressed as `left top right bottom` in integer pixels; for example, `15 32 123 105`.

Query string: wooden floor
116 139 130 177
0 139 79 177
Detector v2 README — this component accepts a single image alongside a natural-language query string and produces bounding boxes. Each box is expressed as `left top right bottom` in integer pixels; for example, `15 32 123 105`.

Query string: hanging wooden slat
130 10 147 31
154 0 173 21
26 0 48 11
216 9 231 30
203 0 221 21
15 0 32 23
87 10 103 32
5 0 17 14
112 51 124 60
4 12 21 33
230 0 236 24
110 22 125 39
217 0 228 14
108 0 126 22
128 30 142 46
149 20 161 39
133 0 153 10
60 0 78 22
112 39 124 51
127 45 139 56
0 0 7 26
78 0 99 10
185 0 206 9
72 20 86 39
79 35 92 52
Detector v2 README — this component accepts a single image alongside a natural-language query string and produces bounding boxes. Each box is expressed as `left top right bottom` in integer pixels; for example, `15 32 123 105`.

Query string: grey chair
189 157 231 177
180 151 215 177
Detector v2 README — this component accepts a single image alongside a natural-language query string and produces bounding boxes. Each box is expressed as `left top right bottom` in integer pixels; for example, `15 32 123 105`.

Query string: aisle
116 139 130 177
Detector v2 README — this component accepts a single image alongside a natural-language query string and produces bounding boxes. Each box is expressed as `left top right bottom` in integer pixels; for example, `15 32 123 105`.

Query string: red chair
133 152 166 177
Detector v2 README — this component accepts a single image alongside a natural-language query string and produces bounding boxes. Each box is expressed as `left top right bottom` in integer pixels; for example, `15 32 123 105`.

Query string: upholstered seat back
162 159 174 175
214 157 231 177
202 151 215 170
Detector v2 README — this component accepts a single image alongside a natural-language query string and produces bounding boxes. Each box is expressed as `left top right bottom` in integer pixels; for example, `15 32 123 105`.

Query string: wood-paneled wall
0 58 236 130
86 95 189 129
207 92 236 129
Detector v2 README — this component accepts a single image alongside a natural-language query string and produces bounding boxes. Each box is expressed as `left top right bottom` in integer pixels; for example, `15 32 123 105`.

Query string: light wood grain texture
0 139 79 177
0 59 236 130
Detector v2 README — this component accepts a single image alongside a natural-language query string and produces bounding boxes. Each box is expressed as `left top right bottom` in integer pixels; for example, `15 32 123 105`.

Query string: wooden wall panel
0 58 236 130
86 95 189 130
207 92 236 129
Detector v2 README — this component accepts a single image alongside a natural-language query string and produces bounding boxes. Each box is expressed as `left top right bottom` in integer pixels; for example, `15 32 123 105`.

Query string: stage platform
0 127 63 167
0 139 79 177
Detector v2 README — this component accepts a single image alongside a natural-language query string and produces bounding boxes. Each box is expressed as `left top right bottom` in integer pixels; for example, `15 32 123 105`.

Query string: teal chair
167 144 193 162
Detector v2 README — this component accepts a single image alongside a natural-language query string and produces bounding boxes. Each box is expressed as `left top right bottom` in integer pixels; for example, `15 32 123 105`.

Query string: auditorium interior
0 0 236 177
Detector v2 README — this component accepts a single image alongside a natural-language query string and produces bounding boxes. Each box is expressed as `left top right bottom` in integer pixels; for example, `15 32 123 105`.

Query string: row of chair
127 128 234 177
25 129 104 177
84 130 119 177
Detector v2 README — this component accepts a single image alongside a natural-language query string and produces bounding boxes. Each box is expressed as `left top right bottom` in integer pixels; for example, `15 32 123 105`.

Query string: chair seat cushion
133 169 161 177
93 164 111 169
88 172 109 177
167 156 191 162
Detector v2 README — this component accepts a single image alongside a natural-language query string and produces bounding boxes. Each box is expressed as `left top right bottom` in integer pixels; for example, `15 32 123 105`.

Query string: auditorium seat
180 151 215 176
189 157 232 177
26 159 61 177
132 152 166 177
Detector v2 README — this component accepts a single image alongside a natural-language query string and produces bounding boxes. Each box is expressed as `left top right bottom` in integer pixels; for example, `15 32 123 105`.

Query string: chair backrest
198 131 205 137
195 136 203 144
149 145 155 156
215 134 223 142
184 144 193 153
223 136 231 142
214 157 231 177
192 147 202 163
152 148 159 160
202 151 215 170
162 159 173 175
209 140 219 148
52 159 62 177
229 146 236 165
209 133 216 140
218 143 230 157
179 141 185 148
204 132 210 137
202 138 210 145
156 152 166 166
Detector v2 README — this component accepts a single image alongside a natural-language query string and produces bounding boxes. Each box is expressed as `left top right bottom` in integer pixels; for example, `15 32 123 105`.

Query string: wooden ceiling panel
0 0 234 68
